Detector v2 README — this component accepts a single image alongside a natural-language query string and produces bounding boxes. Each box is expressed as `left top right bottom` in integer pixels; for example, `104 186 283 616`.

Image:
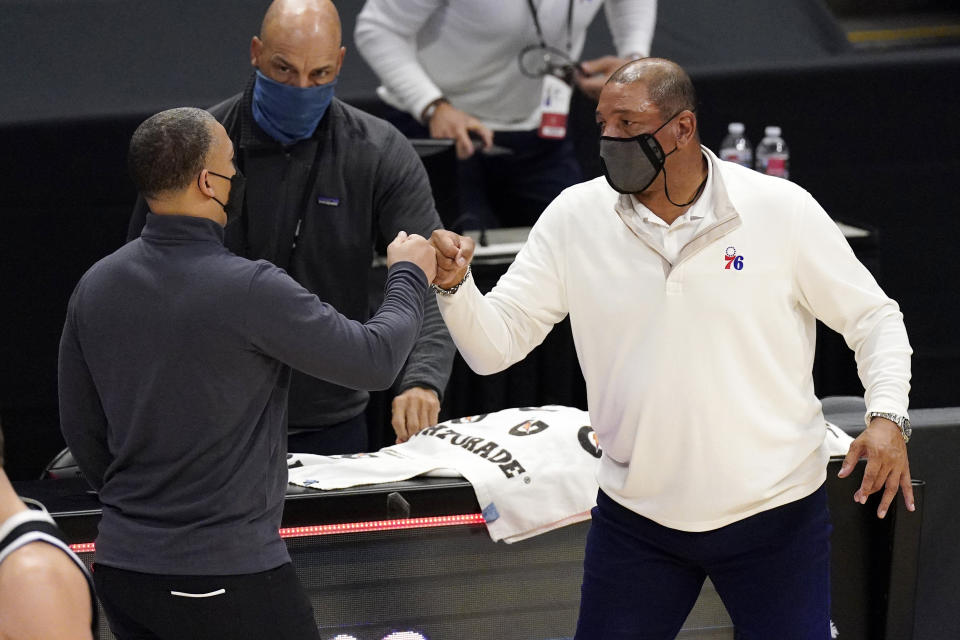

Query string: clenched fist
387 231 437 284
430 229 476 290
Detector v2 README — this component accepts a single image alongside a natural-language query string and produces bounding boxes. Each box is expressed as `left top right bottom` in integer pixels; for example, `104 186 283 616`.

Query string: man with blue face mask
428 58 915 639
129 0 455 454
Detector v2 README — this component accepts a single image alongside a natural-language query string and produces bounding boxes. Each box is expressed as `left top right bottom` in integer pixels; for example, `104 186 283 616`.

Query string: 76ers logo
723 246 744 271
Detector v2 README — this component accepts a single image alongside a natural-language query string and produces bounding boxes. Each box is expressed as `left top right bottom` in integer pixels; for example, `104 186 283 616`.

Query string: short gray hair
607 58 698 119
128 107 217 199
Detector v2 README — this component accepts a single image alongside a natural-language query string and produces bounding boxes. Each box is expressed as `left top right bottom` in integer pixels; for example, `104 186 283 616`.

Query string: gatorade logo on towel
578 426 602 459
508 420 549 436
452 414 488 424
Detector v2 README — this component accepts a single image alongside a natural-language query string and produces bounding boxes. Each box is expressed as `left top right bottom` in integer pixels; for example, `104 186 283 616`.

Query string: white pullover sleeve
437 209 569 375
793 194 912 418
604 0 658 58
354 0 445 121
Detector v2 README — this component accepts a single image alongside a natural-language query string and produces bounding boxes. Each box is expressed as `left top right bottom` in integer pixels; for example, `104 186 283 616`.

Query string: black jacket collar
142 212 225 244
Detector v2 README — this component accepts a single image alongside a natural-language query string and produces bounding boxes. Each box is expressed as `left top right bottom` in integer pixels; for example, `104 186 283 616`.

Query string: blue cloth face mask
251 70 338 145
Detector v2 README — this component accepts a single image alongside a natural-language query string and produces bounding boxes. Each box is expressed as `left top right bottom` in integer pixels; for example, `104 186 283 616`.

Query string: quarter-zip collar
140 212 225 245
614 145 742 271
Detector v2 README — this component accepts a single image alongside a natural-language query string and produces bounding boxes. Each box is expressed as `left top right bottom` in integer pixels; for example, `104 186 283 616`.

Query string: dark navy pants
575 486 832 640
287 411 367 456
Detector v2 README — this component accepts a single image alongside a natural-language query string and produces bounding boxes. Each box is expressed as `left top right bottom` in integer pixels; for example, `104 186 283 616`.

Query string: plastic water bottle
718 122 752 168
755 126 790 179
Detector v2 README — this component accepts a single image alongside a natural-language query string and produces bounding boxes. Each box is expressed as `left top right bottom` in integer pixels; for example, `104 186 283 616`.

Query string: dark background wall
0 0 853 124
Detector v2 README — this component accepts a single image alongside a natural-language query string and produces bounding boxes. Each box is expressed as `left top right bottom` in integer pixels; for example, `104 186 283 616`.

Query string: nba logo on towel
509 420 549 436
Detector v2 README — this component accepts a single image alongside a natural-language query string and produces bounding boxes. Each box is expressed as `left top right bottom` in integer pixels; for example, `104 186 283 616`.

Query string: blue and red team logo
723 246 744 271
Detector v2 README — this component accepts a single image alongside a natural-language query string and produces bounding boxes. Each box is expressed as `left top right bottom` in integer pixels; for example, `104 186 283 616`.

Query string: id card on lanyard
539 75 573 139
526 0 576 139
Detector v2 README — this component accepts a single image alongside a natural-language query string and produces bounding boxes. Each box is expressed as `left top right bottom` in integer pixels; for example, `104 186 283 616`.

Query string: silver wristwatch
867 412 912 443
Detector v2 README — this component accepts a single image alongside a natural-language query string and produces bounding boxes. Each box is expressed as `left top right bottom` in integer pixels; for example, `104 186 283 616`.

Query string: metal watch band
431 266 471 296
867 411 912 443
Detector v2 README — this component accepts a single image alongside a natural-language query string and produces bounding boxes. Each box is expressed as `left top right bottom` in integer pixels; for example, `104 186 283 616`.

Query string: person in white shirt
354 0 657 228
428 58 914 639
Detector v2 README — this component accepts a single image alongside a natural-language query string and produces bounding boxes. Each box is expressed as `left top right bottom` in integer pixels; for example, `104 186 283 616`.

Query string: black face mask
204 169 246 226
599 112 680 195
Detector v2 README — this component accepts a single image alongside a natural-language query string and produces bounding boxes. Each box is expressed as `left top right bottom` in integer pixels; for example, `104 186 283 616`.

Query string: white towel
288 406 601 543
825 421 855 457
287 410 855 543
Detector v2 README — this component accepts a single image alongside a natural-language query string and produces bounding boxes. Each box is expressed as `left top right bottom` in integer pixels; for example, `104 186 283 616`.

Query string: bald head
607 58 697 121
252 0 345 88
261 0 341 47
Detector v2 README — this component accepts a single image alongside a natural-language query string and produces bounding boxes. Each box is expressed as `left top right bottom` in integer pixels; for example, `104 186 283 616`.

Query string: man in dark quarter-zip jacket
58 107 437 640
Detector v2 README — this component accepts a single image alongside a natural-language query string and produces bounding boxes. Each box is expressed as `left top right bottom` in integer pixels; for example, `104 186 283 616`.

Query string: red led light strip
279 513 486 539
69 513 486 553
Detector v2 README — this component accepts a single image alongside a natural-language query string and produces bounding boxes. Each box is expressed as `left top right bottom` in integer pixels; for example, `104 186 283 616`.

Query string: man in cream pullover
430 59 913 639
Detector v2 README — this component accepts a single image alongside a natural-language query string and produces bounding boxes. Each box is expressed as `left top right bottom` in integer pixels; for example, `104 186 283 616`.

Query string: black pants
93 562 320 640
288 410 368 455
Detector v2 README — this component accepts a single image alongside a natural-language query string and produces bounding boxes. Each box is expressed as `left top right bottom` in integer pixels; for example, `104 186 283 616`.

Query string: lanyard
526 0 575 53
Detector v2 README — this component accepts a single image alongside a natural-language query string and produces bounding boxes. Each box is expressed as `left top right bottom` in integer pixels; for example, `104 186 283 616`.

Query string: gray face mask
599 112 680 194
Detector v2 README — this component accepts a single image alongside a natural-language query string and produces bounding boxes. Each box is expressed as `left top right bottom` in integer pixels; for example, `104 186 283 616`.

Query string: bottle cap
728 122 745 134
764 126 781 137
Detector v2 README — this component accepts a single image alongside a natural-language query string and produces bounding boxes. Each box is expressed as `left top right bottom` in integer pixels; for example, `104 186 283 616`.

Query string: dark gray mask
599 112 679 194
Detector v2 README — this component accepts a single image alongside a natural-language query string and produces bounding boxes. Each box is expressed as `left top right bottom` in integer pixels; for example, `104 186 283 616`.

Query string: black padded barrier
16 448 926 640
